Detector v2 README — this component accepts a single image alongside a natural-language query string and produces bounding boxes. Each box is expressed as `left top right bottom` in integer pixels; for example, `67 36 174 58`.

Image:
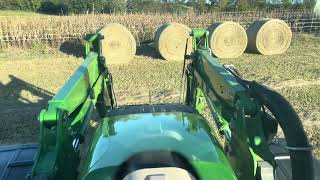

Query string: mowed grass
219 34 320 82
0 10 47 16
0 34 319 157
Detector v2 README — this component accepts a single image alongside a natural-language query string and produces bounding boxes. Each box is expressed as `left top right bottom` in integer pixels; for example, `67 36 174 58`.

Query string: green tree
127 0 163 13
282 0 291 8
0 0 41 11
66 0 89 14
38 0 71 14
216 0 229 10
188 0 208 13
104 0 127 13
236 0 252 10
303 0 317 9
254 0 267 9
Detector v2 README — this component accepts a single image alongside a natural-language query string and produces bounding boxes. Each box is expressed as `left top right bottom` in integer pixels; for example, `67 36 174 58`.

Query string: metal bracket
257 161 274 180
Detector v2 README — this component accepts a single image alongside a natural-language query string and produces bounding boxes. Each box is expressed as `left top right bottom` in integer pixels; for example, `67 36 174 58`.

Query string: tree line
0 0 317 15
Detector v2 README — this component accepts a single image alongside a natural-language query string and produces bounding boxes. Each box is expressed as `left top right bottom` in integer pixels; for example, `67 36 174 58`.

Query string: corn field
0 10 319 48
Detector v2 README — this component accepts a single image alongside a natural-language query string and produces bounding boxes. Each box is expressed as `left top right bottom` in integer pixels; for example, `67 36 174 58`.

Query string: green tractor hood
79 107 237 180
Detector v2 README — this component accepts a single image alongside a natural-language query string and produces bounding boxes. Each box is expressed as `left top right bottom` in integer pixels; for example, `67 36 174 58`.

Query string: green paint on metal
218 116 230 134
190 28 209 51
185 28 276 179
191 161 237 180
249 147 264 176
31 32 114 179
28 27 292 180
79 112 237 180
195 88 206 113
84 33 100 56
203 93 231 140
254 136 262 146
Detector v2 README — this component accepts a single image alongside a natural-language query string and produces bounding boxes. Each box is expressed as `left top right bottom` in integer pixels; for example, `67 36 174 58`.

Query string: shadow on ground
136 42 162 59
59 39 163 60
0 75 54 143
59 39 85 58
0 75 54 111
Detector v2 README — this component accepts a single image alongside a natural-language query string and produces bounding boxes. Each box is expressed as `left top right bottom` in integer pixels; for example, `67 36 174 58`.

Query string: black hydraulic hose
249 81 314 180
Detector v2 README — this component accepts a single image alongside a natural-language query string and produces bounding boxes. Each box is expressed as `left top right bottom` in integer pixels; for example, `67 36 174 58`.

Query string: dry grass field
0 10 317 49
0 32 319 158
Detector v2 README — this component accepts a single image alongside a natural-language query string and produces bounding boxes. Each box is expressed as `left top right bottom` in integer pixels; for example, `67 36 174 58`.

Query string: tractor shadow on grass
58 39 164 60
0 75 55 143
59 39 163 60
136 41 162 59
59 39 85 58
0 75 54 114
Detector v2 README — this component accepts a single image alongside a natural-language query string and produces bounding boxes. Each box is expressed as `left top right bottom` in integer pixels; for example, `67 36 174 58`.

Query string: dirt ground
0 34 319 159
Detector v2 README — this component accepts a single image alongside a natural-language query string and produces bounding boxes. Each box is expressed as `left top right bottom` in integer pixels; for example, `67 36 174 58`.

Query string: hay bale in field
247 18 292 55
208 22 247 59
154 22 192 61
99 23 136 64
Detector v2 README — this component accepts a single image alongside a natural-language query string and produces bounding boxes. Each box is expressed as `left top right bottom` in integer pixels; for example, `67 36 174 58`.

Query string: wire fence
0 10 319 49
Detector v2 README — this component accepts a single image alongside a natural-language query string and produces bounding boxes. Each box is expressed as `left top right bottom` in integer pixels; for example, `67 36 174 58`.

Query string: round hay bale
99 23 136 64
154 22 192 61
208 21 247 59
247 18 292 55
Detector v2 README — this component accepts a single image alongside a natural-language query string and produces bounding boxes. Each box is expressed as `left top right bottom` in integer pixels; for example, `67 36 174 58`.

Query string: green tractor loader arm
0 29 315 180
30 33 115 179
185 29 314 180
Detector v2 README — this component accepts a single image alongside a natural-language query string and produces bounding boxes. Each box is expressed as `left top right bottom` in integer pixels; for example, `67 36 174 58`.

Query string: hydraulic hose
249 81 314 180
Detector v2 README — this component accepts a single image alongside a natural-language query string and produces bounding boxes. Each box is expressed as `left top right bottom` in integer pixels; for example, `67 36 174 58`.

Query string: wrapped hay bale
247 19 292 55
208 22 247 58
99 23 136 64
154 22 192 61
